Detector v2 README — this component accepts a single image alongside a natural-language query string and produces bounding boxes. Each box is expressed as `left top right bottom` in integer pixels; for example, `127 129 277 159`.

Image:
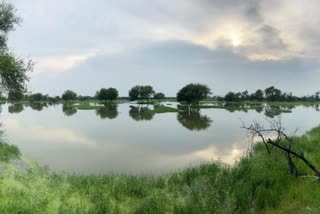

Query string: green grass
72 104 103 110
1 127 320 213
151 105 181 113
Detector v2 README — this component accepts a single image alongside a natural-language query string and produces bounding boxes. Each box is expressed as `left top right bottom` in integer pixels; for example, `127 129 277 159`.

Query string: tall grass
1 127 320 213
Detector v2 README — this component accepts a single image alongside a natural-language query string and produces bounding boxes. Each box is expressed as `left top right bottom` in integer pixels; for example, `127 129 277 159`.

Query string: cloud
34 52 97 73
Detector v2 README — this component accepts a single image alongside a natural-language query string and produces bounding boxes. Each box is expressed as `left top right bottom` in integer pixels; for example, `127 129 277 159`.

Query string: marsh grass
151 105 181 113
1 127 320 213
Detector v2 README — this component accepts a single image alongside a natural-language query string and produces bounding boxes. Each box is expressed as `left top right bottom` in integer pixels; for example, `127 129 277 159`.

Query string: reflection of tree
8 104 24 114
264 106 281 118
29 102 47 111
96 104 118 119
177 109 212 131
62 104 77 116
129 106 155 121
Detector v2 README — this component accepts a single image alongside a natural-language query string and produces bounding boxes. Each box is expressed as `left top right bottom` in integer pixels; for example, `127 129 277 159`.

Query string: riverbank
0 127 320 213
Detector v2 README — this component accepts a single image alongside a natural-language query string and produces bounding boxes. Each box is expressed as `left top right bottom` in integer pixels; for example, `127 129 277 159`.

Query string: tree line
5 84 320 104
220 86 320 102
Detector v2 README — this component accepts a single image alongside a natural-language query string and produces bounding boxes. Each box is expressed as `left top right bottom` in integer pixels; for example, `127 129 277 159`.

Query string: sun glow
231 34 242 47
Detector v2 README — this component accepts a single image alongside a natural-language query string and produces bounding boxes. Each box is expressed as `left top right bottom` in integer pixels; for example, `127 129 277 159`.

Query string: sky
7 0 320 97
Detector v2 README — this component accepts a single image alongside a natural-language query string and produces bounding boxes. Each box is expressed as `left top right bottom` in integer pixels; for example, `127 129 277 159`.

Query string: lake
1 102 319 175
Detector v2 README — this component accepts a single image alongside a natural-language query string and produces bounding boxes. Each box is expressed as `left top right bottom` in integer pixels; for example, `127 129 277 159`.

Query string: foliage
129 85 155 101
29 93 48 102
154 92 165 101
96 88 119 101
1 127 320 213
62 90 77 101
177 83 211 104
7 90 24 101
0 3 32 94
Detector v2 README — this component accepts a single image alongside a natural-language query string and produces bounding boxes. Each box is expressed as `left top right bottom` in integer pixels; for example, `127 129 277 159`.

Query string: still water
1 102 319 175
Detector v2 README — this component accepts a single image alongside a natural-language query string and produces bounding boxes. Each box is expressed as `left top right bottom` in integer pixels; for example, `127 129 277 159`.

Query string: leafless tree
242 118 320 179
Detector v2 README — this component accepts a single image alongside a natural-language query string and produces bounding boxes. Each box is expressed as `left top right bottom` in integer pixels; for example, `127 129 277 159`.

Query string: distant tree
8 90 24 101
177 83 211 105
0 3 32 94
265 86 282 102
154 92 165 102
241 90 249 100
251 89 264 101
224 92 241 102
129 85 155 102
140 85 154 102
29 93 46 102
96 87 118 101
62 90 77 101
129 86 140 101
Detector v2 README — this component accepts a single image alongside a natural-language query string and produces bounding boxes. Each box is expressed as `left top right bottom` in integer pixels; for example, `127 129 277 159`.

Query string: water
1 102 319 175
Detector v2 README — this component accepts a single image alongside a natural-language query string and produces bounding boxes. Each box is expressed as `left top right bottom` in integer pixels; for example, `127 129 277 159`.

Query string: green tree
8 90 24 101
140 85 154 102
154 92 165 102
224 92 241 102
251 89 264 101
129 86 140 101
96 87 118 101
177 83 211 105
128 85 155 102
0 3 32 94
62 90 77 101
265 86 282 102
29 93 46 102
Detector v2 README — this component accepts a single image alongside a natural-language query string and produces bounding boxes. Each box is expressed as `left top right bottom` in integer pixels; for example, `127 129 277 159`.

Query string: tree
140 85 154 102
29 93 46 102
251 89 264 101
177 83 211 105
0 3 32 94
154 92 165 102
265 86 282 102
8 90 24 101
129 86 140 101
96 87 118 101
62 90 77 101
128 85 155 102
224 92 241 102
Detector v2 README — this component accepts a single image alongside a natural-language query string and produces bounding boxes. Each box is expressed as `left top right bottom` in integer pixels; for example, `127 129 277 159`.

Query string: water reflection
129 106 155 121
29 102 48 111
177 109 212 131
62 105 77 116
96 104 118 119
8 104 24 114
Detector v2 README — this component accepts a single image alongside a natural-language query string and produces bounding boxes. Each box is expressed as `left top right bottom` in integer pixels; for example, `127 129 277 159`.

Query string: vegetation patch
151 105 181 113
1 126 320 213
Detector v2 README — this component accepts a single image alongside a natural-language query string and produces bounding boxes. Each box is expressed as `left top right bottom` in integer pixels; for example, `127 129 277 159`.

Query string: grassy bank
1 127 320 213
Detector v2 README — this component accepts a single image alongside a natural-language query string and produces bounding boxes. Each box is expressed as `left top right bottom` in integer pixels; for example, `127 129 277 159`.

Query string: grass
1 127 320 213
151 105 181 113
72 104 103 110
